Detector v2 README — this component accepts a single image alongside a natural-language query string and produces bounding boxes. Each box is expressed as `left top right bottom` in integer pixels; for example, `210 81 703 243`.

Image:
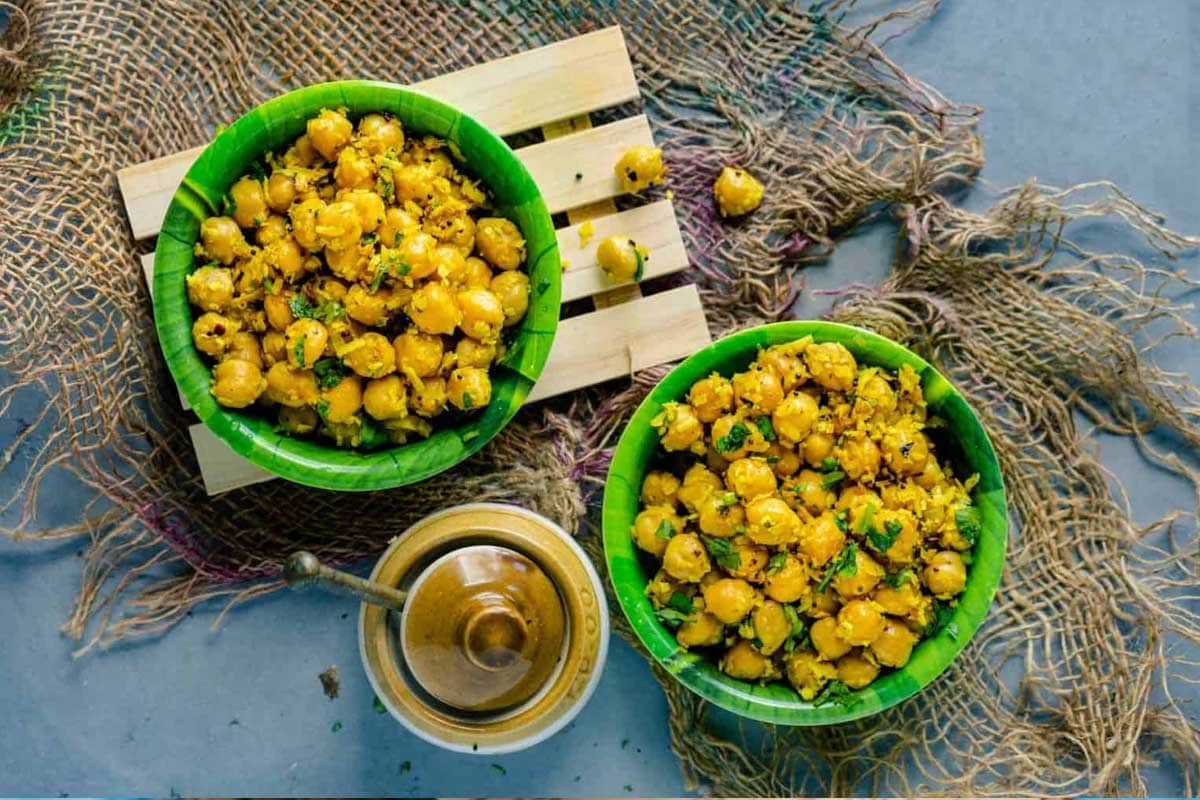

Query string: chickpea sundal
186 107 531 448
634 336 981 702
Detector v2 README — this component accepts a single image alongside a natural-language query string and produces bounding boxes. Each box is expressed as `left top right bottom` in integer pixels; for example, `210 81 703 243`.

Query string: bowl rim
601 320 1008 725
152 80 560 492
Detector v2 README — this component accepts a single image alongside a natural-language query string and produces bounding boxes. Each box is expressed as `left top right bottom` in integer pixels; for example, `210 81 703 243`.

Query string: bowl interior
602 321 1007 725
153 81 560 492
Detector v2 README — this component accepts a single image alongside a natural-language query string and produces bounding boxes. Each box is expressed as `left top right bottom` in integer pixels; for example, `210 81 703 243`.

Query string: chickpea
315 201 363 251
831 549 885 599
306 108 353 161
334 145 377 190
767 444 802 478
614 144 666 193
259 293 291 332
199 216 248 265
378 206 419 248
320 418 365 447
337 189 385 234
772 391 819 444
914 458 946 490
802 431 835 467
713 166 764 217
677 463 722 514
229 176 268 228
454 337 496 370
758 343 807 391
786 469 835 515
186 265 235 312
392 164 434 204
631 505 683 558
808 586 840 618
305 275 348 306
255 214 288 246
764 555 809 603
854 370 897 420
429 243 467 284
710 413 769 460
222 332 263 368
750 601 791 655
837 599 885 646
462 256 493 288
341 283 388 327
663 533 711 583
288 198 326 252
687 373 734 423
784 650 837 700
595 235 643 283
277 404 319 435
871 575 923 616
425 207 475 253
283 134 319 168
362 375 408 421
870 617 918 668
809 616 852 661
726 541 769 582
475 217 526 270
409 376 447 417
408 282 461 336
651 402 704 453
490 270 530 327
261 331 287 366
265 172 296 213
798 512 846 567
697 492 745 538
394 330 445 378
923 551 967 598
745 496 800 546
446 367 491 411
456 287 505 343
263 362 318 407
318 374 363 423
342 332 396 378
875 509 920 565
285 318 328 369
720 640 771 681
356 112 404 155
836 650 880 689
267 238 307 282
209 359 266 408
191 312 240 357
676 611 724 648
725 457 777 499
837 432 881 482
640 471 681 509
732 366 783 415
805 341 857 392
881 424 930 476
702 578 756 624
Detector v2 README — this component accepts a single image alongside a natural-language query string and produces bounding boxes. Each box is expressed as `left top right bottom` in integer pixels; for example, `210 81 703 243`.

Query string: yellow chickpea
686 373 734 423
394 330 445 378
342 332 396 378
362 375 409 421
255 214 288 246
831 549 885 599
663 533 711 583
809 616 852 661
914 458 946 490
456 287 505 343
490 270 529 327
854 370 897 420
923 551 967 598
229 176 268 228
475 217 526 270
446 367 491 411
265 172 296 213
802 431 835 467
798 512 847 567
709 414 769 460
454 337 496 370
285 319 328 369
392 163 434 204
875 509 920 565
595 235 643 283
786 469 835 515
261 293 293 332
702 578 756 624
338 189 385 234
881 424 930 476
697 492 745 538
677 464 722 514
410 376 447 417
278 404 319 435
428 243 466 284
264 362 318 408
640 471 681 508
751 601 792 655
306 275 348 306
186 265 235 312
283 134 319 168
808 586 840 618
784 650 837 700
318 375 363 423
731 365 784 413
306 108 353 161
805 341 857 392
408 282 461 336
209 359 266 408
724 457 777 499
676 611 724 648
838 432 881 482
767 444 802 478
744 496 800 546
836 650 880 689
713 166 764 217
425 207 475 253
631 505 683 558
837 599 885 646
378 207 420 248
614 144 666 193
222 332 263 368
269 238 308 282
191 312 240 357
315 201 363 251
261 331 287 366
726 541 768 582
772 391 819 444
870 617 918 668
288 198 325 252
199 216 248 265
334 145 377 190
356 112 404 155
462 256 493 289
651 402 704 453
342 283 389 327
757 343 807 391
871 575 923 616
720 640 771 681
764 555 809 603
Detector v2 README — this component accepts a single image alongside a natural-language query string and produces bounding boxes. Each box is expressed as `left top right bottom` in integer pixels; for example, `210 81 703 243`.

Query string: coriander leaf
927 599 956 637
719 490 739 508
655 607 692 628
715 422 751 454
293 334 307 368
462 391 474 409
288 295 314 318
654 519 676 540
821 456 839 472
765 552 788 576
701 535 741 570
833 509 849 533
791 482 811 496
812 679 857 708
955 506 982 547
820 470 846 490
817 542 858 593
312 357 346 389
783 604 804 638
883 568 912 589
667 591 695 614
633 246 645 281
755 416 776 442
367 261 387 293
852 502 877 535
315 399 331 419
360 232 378 246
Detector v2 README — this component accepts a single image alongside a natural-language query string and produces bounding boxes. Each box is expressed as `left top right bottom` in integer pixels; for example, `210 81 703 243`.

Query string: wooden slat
118 26 638 240
186 284 710 494
557 200 687 302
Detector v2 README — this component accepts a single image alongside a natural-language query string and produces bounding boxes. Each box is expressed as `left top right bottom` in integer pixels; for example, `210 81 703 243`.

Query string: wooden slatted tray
118 26 710 495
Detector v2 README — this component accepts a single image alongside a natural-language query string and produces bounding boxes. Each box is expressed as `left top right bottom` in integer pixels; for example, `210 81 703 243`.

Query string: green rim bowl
153 81 560 492
602 321 1007 725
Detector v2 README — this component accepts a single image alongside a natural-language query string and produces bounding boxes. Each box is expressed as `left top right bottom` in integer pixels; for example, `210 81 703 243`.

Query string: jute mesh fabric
1 0 1197 794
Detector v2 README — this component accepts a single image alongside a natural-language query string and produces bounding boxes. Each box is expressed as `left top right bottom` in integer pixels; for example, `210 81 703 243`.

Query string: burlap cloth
1 0 1197 794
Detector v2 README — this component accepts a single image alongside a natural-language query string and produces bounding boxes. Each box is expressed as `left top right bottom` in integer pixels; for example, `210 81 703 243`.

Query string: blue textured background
1 1 1196 795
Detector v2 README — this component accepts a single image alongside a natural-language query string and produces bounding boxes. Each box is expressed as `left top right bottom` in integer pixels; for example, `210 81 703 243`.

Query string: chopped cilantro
312 357 346 389
765 552 788 576
833 509 850 533
868 518 903 553
367 261 387 293
852 502 877 535
667 591 694 614
791 481 811 496
719 490 738 508
783 604 804 638
654 519 676 540
812 679 857 708
820 470 845 490
462 391 474 409
821 456 839 471
360 232 378 246
955 506 982 547
927 600 957 637
715 422 751 454
816 542 857 593
883 568 913 589
287 295 344 322
755 416 776 442
315 399 331 419
655 607 692 628
765 455 780 464
262 275 277 292
221 191 237 216
293 335 307 368
633 245 645 281
701 535 741 570
751 637 764 650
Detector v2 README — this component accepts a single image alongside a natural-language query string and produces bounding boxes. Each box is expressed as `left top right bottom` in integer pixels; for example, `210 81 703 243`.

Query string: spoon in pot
283 551 408 614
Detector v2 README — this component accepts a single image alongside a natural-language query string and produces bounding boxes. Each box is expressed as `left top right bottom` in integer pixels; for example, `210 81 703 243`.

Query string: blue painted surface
1 1 1196 795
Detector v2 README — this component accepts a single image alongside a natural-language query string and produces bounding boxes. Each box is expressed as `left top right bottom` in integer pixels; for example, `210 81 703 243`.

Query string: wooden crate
118 26 710 495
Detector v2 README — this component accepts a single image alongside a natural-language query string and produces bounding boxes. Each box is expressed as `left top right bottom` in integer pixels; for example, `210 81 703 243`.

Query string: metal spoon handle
284 551 408 614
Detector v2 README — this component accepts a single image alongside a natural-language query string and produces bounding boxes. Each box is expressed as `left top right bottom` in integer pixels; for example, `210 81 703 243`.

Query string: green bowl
153 81 560 492
602 321 1007 725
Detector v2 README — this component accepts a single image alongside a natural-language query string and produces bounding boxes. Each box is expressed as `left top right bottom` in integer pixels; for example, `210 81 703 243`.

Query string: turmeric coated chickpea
709 413 769 460
318 374 363 423
810 616 852 661
787 469 835 515
764 554 809 603
720 640 771 681
199 216 248 265
409 376 447 417
462 256 493 289
285 318 328 369
334 145 377 190
356 113 404 155
288 198 326 252
362 375 408 421
456 287 505 343
870 617 918 668
277 404 319 435
342 332 396 378
687 373 734 423
784 650 837 700
837 599 885 646
871 575 923 616
262 293 293 332
752 601 792 655
696 492 745 538
614 144 666 193
186 265 235 312
677 463 722 514
713 166 764 217
490 270 529 327
263 362 318 408
210 359 266 408
802 431 835 467
631 505 683 558
191 312 240 357
881 424 930 476
731 365 784 413
429 243 466 284
831 548 885 599
378 207 419 248
339 189 386 234
446 366 491 411
595 235 643 283
475 217 526 270
261 331 287 366
725 457 777 500
726 541 769 581
454 337 496 369
744 496 801 546
923 550 967 598
836 650 880 689
640 471 681 509
222 332 263 368
229 176 268 228
838 432 881 482
855 370 897 420
676 611 724 648
393 330 444 378
408 282 461 336
306 108 353 161
702 578 757 625
772 391 819 444
344 283 390 327
663 533 712 583
316 201 363 251
265 172 296 213
652 402 704 453
798 512 846 567
805 341 857 392
255 214 288 246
